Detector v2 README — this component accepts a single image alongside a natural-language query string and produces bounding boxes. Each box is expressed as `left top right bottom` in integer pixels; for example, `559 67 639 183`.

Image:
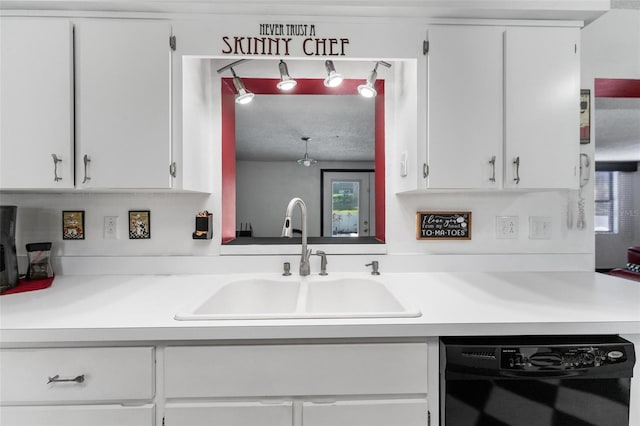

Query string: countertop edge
2 321 639 347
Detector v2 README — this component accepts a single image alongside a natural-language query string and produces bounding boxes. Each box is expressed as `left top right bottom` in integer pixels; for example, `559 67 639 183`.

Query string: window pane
594 171 620 234
594 172 611 201
331 181 359 237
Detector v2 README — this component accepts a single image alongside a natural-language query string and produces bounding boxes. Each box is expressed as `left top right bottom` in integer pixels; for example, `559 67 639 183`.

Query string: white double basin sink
175 275 421 321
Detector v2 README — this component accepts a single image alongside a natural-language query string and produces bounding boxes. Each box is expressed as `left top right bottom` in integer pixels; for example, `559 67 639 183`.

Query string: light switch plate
496 216 519 239
529 216 553 239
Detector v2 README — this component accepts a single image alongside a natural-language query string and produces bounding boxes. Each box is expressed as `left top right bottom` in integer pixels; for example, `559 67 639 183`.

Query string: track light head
358 61 391 98
230 67 254 105
323 60 343 88
276 60 297 91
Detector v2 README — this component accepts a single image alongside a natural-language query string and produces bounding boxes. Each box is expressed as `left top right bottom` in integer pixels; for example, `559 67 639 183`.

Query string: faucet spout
281 197 311 276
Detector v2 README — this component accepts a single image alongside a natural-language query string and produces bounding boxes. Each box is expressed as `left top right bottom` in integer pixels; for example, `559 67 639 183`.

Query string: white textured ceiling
235 94 375 162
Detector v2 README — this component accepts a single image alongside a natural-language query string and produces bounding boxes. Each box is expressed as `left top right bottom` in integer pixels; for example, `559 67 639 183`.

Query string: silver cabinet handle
513 156 520 184
47 374 85 384
422 163 429 179
51 154 62 182
489 155 496 182
82 154 91 184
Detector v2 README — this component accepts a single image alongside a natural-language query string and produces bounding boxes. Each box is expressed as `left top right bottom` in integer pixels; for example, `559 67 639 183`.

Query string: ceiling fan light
297 137 317 166
323 60 343 88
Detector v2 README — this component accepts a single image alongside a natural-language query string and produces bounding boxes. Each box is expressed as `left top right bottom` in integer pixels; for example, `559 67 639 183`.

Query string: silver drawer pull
83 154 91 184
513 156 521 184
47 374 85 384
51 154 62 182
489 155 496 182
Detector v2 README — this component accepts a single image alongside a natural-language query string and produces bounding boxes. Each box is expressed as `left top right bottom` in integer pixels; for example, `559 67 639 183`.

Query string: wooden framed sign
416 211 471 240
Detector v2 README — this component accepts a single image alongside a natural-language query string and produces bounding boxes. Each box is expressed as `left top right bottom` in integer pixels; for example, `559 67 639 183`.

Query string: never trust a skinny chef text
222 23 350 56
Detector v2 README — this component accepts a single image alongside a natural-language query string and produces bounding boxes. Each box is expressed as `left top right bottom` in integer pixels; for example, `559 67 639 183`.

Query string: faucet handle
283 262 292 276
365 261 380 275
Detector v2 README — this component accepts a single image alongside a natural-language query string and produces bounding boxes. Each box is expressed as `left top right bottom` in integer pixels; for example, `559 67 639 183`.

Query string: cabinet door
164 401 292 426
426 25 503 189
75 19 172 189
0 404 154 426
0 18 74 189
504 26 580 189
303 399 428 426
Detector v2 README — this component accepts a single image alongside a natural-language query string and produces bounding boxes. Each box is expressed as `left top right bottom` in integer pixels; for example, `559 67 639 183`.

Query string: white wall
236 160 373 237
1 13 615 273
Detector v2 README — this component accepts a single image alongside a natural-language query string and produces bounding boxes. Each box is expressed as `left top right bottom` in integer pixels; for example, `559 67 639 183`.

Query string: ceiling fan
296 136 318 167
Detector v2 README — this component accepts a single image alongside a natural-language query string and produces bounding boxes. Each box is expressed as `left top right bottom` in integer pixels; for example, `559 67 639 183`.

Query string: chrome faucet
281 197 311 276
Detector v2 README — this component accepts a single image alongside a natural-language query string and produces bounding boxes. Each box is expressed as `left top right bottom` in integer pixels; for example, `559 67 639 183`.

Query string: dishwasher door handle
499 370 585 379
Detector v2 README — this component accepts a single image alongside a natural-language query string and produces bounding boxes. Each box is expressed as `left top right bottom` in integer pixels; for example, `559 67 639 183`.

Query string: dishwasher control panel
501 345 630 370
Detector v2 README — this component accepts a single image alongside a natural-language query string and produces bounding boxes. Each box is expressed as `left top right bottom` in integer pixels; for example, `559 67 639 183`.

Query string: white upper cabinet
422 23 580 191
0 18 74 189
426 25 504 189
75 19 172 189
504 26 580 189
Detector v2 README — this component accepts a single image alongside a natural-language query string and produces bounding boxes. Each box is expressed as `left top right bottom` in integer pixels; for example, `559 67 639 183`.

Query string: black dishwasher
440 335 635 426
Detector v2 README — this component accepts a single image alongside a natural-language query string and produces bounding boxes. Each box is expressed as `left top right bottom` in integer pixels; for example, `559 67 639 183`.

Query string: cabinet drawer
0 404 154 426
165 343 427 398
0 347 154 403
303 399 428 426
165 401 292 426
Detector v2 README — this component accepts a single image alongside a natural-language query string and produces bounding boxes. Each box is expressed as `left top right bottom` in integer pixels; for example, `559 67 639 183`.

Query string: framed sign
129 210 151 239
62 211 85 240
580 89 590 144
416 211 471 240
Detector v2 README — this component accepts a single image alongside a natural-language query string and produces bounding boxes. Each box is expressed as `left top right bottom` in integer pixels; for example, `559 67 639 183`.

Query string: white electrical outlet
104 216 118 239
529 216 553 239
496 216 519 239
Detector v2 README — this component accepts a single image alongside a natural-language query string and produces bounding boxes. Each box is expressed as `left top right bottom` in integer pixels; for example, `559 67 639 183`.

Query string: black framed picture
62 211 85 240
580 89 591 144
129 210 151 239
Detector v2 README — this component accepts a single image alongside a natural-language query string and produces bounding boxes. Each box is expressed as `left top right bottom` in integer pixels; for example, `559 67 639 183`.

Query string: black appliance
0 205 19 291
440 335 635 426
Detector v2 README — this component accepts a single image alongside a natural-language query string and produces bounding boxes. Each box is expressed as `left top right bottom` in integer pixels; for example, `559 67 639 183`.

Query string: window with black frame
595 170 618 234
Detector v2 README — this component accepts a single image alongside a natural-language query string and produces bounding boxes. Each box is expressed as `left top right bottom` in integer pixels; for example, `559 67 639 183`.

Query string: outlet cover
104 216 118 239
496 216 519 239
529 216 553 240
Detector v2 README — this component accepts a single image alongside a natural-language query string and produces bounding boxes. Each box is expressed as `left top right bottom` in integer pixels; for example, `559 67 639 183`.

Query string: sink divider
295 280 310 314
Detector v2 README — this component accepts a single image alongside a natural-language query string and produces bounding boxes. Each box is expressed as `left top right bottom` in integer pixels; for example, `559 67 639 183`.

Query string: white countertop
1 271 639 345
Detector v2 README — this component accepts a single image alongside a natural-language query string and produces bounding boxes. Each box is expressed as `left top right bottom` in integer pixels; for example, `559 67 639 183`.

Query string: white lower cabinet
0 405 154 426
163 343 429 426
303 399 428 426
0 347 155 426
164 402 293 426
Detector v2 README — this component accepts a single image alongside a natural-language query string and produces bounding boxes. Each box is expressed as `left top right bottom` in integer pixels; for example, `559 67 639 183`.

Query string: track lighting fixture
217 59 254 105
230 67 254 104
276 60 297 91
323 60 343 88
358 61 391 98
